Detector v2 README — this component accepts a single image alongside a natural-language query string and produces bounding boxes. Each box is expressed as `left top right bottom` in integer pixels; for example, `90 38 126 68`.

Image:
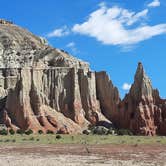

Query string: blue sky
1 0 166 98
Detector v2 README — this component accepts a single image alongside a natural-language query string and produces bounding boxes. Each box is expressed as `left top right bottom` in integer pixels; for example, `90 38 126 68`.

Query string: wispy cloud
72 3 166 46
66 42 79 54
66 42 75 48
147 0 160 8
122 83 131 91
47 26 70 38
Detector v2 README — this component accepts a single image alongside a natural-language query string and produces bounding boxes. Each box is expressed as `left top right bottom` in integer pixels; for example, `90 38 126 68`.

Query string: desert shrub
0 129 8 135
117 129 133 136
25 129 33 135
121 140 126 144
4 139 10 142
22 138 27 141
56 135 62 139
16 129 24 135
38 130 43 134
46 130 54 134
9 129 15 135
29 137 35 141
91 126 109 135
82 130 91 135
107 128 116 135
12 139 16 142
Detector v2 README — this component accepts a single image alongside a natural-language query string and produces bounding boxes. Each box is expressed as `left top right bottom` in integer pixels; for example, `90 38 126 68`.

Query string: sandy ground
0 144 165 166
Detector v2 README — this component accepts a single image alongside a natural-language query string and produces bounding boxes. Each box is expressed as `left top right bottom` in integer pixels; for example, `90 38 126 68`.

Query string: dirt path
0 144 165 166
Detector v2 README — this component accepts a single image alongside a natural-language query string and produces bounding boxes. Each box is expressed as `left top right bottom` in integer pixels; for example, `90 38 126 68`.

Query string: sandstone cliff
116 63 166 135
0 19 165 135
0 19 112 133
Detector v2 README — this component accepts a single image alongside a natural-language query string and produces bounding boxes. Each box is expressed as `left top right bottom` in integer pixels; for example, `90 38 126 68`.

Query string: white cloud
122 83 131 91
66 42 75 48
47 26 69 38
66 42 79 54
148 0 160 7
72 4 166 46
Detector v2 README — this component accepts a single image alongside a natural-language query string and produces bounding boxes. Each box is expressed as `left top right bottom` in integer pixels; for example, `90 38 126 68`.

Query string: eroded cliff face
117 63 166 135
0 67 111 133
95 71 120 122
0 19 165 135
0 19 111 133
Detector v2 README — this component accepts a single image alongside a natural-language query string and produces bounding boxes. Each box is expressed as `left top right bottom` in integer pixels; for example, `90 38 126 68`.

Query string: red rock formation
95 71 120 123
0 20 112 133
0 20 165 135
117 63 166 135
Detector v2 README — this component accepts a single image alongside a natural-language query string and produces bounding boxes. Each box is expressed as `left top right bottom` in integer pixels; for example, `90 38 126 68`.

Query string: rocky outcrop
95 71 120 122
0 20 165 135
117 63 166 135
0 66 110 133
0 19 13 25
0 20 112 133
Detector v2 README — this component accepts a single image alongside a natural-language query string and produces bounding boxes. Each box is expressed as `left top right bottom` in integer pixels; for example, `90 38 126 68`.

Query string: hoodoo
117 63 166 135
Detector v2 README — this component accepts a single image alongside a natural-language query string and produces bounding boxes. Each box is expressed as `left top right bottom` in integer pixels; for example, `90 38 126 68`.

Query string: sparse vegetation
9 129 15 135
116 129 133 136
0 129 8 135
82 130 91 135
16 129 24 135
25 129 33 135
56 135 62 139
4 139 9 142
29 137 35 141
46 130 54 134
0 134 165 145
12 139 16 142
38 130 43 134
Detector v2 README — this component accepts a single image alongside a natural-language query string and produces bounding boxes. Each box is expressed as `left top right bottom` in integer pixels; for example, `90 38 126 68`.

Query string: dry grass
0 134 166 145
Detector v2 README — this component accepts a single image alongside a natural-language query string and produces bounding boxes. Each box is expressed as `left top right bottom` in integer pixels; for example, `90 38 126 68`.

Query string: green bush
117 129 133 136
38 130 43 134
16 129 24 135
56 135 62 139
4 139 10 142
46 130 54 134
29 137 35 141
9 129 15 135
25 129 33 135
107 129 116 135
91 126 109 135
82 130 91 135
0 129 8 135
12 139 16 142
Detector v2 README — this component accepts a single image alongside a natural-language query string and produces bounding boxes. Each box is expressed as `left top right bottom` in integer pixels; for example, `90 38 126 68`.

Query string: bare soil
0 144 165 166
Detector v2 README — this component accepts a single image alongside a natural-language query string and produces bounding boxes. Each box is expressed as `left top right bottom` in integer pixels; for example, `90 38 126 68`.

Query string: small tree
0 129 8 135
25 129 33 135
9 129 15 135
16 129 24 135
56 135 62 139
38 130 43 134
117 129 133 136
46 130 54 134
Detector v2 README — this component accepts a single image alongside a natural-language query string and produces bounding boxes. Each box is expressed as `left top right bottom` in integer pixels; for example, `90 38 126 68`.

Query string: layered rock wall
0 20 166 135
0 67 110 133
95 71 120 122
116 63 166 135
